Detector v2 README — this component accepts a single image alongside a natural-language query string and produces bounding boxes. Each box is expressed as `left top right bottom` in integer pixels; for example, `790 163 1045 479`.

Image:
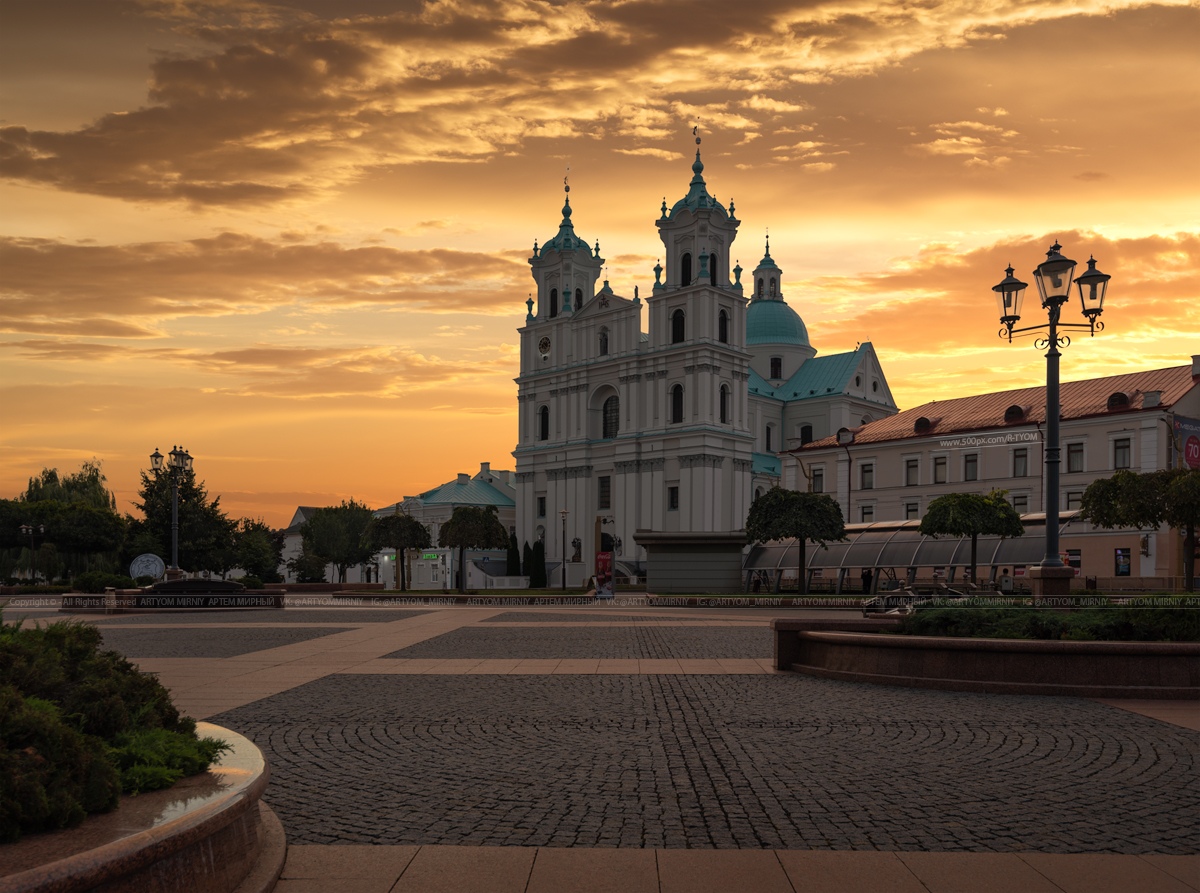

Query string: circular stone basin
0 724 281 893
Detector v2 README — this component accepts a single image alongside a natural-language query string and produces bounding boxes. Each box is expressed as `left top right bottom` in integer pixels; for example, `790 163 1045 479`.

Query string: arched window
800 424 813 445
538 405 549 441
680 252 692 286
769 277 777 297
671 309 685 344
549 288 558 318
756 278 764 297
770 356 782 379
719 385 729 424
575 287 583 306
765 424 773 452
754 487 763 501
709 251 718 286
598 327 609 356
602 395 619 439
718 309 728 344
670 385 684 424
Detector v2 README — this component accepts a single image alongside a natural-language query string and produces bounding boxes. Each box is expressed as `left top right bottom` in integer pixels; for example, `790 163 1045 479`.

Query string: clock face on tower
538 336 551 356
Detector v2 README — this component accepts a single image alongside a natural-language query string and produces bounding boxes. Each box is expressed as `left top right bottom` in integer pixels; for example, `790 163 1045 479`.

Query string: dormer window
1004 404 1026 423
1106 391 1131 411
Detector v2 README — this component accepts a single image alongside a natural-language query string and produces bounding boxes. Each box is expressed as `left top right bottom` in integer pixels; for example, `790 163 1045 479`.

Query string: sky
2 0 1198 528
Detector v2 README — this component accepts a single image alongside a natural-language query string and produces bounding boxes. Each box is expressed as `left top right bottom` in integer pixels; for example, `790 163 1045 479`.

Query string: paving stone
380 626 771 659
96 626 352 658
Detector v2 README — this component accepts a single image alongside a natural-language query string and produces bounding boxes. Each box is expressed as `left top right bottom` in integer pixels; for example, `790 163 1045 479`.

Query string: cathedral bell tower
527 179 604 325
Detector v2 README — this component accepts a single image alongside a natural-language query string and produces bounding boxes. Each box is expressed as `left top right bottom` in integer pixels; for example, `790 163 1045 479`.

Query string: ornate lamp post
992 242 1111 595
19 523 45 583
560 508 569 590
151 445 194 579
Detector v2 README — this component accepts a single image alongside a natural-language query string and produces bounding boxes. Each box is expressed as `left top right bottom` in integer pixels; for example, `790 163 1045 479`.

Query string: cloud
0 233 529 335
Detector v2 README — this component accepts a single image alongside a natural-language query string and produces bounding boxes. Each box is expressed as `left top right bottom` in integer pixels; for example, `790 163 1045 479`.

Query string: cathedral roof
746 298 809 347
749 347 869 402
663 142 733 220
538 186 595 255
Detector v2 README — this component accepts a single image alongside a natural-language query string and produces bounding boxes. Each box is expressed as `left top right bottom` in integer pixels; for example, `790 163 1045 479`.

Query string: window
964 453 978 482
860 505 874 523
905 502 919 520
598 475 611 511
1066 549 1081 569
1066 491 1082 510
671 309 685 344
811 467 824 493
861 463 874 490
709 252 718 286
719 385 729 424
905 458 919 487
1012 494 1028 513
537 496 546 518
1114 547 1131 576
667 486 680 511
718 310 728 343
549 288 558 318
770 356 782 379
769 277 777 296
602 395 619 439
680 252 692 286
598 328 609 356
575 287 582 306
800 424 813 445
1013 448 1028 478
765 425 773 452
933 456 947 484
1114 437 1131 469
756 277 764 297
670 384 684 424
538 405 549 441
754 487 763 501
1066 442 1084 473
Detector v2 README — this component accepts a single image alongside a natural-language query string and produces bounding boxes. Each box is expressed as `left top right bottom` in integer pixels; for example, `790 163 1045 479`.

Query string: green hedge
72 572 137 594
897 607 1199 642
0 616 228 842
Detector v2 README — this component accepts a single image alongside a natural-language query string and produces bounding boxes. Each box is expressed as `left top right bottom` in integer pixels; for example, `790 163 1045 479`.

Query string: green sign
421 552 440 560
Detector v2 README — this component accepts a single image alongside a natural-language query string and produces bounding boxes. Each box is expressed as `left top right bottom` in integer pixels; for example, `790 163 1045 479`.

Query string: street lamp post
992 242 1111 596
151 445 194 579
19 523 44 583
560 508 569 590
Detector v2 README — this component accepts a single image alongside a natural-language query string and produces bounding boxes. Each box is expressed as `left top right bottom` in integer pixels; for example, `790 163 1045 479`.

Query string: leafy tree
745 487 846 594
437 505 508 592
301 500 376 584
366 509 431 591
1081 468 1200 592
235 519 285 583
919 490 1025 585
287 547 329 584
127 465 235 575
506 531 521 576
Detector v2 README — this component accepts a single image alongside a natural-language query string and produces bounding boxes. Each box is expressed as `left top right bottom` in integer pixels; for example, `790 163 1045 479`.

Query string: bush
235 575 263 590
0 616 228 841
898 607 1199 642
72 572 137 594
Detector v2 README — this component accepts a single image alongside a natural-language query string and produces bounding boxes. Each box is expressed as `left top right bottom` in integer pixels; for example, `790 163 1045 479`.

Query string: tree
1081 468 1200 592
918 490 1025 585
522 541 534 579
530 539 548 588
128 464 235 575
366 509 431 591
437 505 509 592
235 518 285 583
301 500 376 584
287 547 329 583
506 531 521 576
745 487 845 594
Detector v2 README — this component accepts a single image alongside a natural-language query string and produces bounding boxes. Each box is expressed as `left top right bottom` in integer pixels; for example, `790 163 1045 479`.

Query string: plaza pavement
8 599 1200 892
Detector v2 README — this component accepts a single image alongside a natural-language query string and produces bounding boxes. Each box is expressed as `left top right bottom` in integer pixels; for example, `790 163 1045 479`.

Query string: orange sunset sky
2 0 1198 529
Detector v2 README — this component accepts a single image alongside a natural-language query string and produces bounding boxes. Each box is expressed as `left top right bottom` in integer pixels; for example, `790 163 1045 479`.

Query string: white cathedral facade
513 142 897 576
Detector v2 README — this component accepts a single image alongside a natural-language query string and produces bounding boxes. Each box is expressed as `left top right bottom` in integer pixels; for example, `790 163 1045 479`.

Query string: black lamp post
992 242 1111 595
151 445 193 578
19 523 45 583
560 508 569 590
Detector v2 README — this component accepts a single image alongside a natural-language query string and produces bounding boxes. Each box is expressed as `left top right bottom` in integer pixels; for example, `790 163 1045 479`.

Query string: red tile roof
798 364 1196 451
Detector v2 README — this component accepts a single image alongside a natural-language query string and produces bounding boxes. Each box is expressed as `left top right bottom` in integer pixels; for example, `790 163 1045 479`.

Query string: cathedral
513 139 897 579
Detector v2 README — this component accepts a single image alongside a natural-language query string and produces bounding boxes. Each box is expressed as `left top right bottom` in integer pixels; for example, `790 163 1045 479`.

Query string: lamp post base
1028 565 1075 597
165 567 185 581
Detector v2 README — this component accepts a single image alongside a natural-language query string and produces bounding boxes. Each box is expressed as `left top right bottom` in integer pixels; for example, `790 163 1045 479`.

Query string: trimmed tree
530 539 548 588
918 490 1025 585
437 505 509 592
366 509 431 591
745 487 846 594
1081 468 1200 592
300 500 376 583
506 532 521 576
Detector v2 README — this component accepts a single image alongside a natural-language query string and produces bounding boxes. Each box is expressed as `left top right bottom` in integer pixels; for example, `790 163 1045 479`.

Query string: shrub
0 615 228 841
235 575 263 590
898 607 1199 642
72 572 137 594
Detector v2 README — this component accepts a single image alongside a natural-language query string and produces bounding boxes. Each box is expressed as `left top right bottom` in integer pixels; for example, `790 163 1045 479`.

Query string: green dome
746 299 809 346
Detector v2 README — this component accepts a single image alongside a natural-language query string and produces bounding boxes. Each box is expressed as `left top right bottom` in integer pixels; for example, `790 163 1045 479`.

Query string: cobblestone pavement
382 626 773 659
95 626 352 658
482 612 671 623
80 609 432 625
214 672 1200 854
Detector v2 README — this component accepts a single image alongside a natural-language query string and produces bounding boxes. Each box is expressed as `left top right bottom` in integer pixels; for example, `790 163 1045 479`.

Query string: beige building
779 358 1200 589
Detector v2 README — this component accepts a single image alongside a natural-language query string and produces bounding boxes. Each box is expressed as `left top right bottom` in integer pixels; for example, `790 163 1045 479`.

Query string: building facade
781 359 1200 588
513 143 897 576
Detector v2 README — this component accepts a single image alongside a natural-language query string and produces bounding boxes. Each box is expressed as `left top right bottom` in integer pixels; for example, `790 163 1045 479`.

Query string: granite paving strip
775 850 928 893
895 852 1064 892
1095 699 1200 732
656 849 795 893
1017 853 1198 893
